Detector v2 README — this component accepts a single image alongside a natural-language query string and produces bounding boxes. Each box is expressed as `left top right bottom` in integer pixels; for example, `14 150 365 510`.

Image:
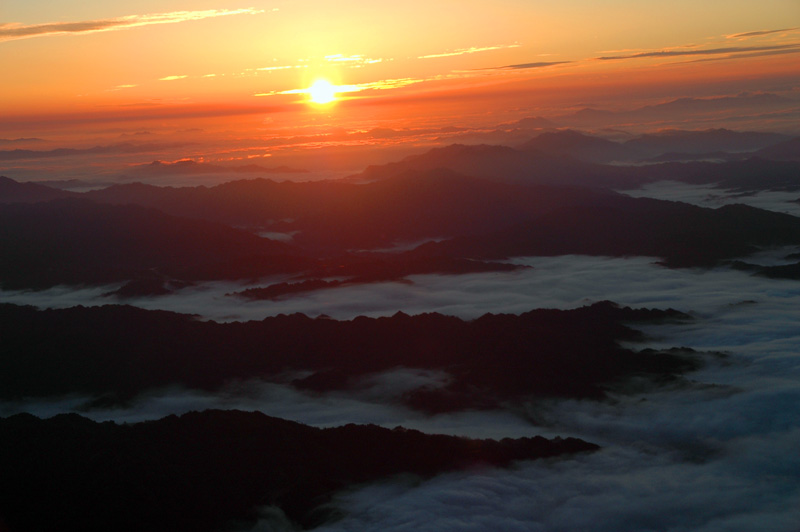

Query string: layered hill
412 199 800 268
0 199 307 289
0 410 597 531
4 164 800 290
0 302 698 411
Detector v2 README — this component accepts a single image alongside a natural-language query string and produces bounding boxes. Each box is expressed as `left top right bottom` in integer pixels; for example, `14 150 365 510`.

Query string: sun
308 79 337 104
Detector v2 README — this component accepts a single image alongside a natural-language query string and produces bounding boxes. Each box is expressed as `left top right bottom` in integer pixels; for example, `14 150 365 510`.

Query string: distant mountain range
127 159 308 176
411 200 800 268
0 198 306 289
354 143 637 187
0 142 191 161
2 131 800 290
352 133 800 190
558 92 798 128
519 128 790 163
752 136 800 161
0 175 74 203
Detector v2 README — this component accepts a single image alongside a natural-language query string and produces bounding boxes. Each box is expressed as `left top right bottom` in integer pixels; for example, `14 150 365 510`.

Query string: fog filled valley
3 111 800 530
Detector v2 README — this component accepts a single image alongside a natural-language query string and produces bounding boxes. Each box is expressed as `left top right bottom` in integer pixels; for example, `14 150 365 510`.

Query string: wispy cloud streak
0 8 264 42
596 43 800 60
727 27 799 40
476 61 571 71
678 47 800 64
325 54 382 64
418 45 519 59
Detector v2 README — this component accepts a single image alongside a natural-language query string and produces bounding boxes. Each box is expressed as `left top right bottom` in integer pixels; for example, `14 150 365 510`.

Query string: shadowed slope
412 198 800 268
0 410 597 531
0 175 73 203
0 302 697 410
0 199 306 289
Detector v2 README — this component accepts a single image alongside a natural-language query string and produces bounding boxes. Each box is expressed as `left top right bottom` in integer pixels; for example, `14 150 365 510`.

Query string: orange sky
1 1 799 179
3 1 799 119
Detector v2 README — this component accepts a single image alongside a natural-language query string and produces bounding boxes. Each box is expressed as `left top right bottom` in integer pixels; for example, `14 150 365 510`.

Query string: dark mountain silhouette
0 142 189 161
84 178 368 229
350 144 800 193
507 116 558 129
286 170 624 252
233 256 523 300
434 116 558 146
623 128 788 158
517 129 790 163
518 130 631 163
30 178 118 191
0 175 74 203
753 136 800 161
643 151 740 163
0 302 698 411
753 261 800 280
0 199 308 289
234 278 359 299
353 144 637 187
561 92 795 127
411 199 800 268
103 277 197 298
130 159 308 175
79 170 622 252
4 165 800 290
730 258 800 280
300 253 524 279
0 175 592 288
0 410 597 532
642 158 800 192
634 92 792 115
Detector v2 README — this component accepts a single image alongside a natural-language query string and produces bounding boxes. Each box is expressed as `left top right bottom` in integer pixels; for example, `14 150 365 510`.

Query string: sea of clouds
4 195 800 532
3 253 800 530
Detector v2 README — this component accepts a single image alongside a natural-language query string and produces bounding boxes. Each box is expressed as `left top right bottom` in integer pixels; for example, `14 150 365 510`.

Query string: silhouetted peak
502 116 557 129
587 300 622 310
0 176 72 203
102 181 162 191
542 129 592 138
422 143 519 157
523 129 619 146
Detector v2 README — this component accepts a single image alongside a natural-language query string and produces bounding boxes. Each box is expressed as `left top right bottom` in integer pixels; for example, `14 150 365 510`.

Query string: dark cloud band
477 61 572 71
596 43 800 60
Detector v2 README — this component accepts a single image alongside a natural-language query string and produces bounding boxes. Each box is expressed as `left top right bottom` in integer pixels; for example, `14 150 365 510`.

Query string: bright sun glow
308 79 336 104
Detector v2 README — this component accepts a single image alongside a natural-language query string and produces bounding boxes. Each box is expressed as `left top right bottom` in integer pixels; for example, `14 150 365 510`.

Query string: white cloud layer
619 180 800 217
4 240 800 531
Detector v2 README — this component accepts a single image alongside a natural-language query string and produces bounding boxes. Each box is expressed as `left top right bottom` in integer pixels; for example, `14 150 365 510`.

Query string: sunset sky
2 1 799 177
4 4 800 529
